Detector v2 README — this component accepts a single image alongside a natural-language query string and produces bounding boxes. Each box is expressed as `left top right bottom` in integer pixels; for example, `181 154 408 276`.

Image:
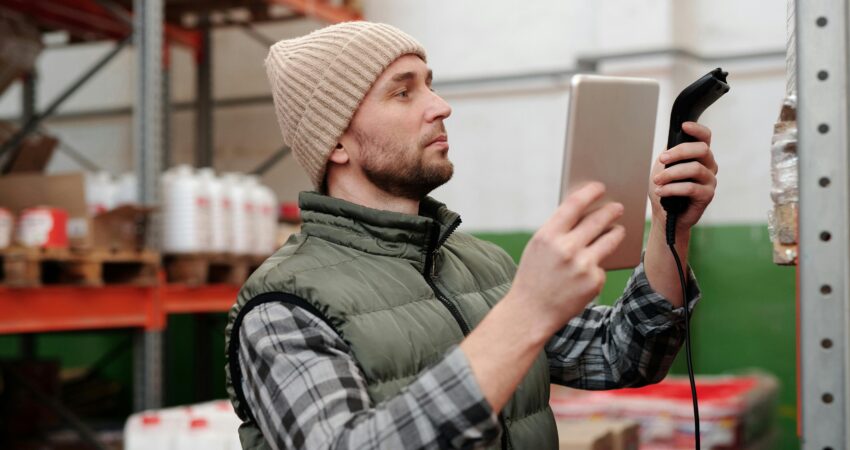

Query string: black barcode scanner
662 68 730 218
663 68 729 450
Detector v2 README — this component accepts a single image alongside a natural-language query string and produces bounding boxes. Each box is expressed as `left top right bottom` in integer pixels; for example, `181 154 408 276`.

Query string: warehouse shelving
0 2 356 446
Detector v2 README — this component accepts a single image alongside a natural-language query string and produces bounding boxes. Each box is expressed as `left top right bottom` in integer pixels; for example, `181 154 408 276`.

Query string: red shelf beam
161 284 239 314
0 285 163 333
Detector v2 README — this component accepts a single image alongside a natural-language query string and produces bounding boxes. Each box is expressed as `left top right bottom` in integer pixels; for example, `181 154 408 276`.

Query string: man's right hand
460 182 625 414
508 182 625 335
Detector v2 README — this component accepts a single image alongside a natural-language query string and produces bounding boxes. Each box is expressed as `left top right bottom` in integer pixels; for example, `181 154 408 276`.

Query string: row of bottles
84 167 279 256
162 165 278 255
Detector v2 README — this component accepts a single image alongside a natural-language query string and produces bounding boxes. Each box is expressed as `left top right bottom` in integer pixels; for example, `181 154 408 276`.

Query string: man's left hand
648 121 718 232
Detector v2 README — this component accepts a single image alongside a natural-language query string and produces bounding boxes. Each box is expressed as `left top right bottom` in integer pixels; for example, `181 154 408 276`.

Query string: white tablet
559 74 660 270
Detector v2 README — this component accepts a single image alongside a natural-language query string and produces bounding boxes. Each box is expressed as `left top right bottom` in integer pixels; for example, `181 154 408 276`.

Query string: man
225 21 717 450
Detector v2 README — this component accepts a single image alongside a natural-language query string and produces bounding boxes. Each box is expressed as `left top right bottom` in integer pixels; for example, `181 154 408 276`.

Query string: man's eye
396 90 409 98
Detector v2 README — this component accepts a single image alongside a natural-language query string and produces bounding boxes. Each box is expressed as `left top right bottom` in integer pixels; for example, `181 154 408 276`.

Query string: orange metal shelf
0 283 239 335
162 284 239 314
0 285 163 334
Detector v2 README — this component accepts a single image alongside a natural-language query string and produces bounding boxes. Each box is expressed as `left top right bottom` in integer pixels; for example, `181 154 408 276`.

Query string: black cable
666 212 700 449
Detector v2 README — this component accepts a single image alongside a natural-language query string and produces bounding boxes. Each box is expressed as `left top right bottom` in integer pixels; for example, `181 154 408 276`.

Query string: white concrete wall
0 0 788 230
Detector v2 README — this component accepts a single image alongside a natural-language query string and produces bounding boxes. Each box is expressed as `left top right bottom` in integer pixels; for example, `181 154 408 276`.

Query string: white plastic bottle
162 165 203 253
85 171 116 215
197 168 226 253
219 174 234 254
124 410 182 450
243 176 265 256
260 185 278 255
114 172 139 206
173 416 227 450
222 173 249 255
195 168 219 252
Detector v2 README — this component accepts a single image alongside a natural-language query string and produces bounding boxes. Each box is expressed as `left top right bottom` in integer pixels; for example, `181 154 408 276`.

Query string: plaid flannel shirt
238 258 700 449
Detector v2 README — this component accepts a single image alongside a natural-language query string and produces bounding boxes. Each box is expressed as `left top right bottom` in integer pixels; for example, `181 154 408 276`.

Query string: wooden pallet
163 253 266 286
0 247 160 287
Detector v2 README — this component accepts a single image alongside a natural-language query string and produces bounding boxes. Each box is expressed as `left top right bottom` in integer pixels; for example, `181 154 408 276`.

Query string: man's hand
461 182 625 414
648 121 718 233
644 121 718 307
507 182 625 334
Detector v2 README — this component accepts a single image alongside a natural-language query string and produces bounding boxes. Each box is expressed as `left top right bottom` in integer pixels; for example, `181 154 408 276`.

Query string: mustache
420 125 448 147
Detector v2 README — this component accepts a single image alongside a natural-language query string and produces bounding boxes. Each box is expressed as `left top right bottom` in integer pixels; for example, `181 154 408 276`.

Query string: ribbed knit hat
264 22 427 189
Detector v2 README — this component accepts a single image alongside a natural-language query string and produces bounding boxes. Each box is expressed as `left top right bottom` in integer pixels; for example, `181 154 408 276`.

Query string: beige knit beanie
264 22 427 189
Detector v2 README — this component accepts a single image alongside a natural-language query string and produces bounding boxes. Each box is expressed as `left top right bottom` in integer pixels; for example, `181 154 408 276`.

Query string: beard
354 126 454 201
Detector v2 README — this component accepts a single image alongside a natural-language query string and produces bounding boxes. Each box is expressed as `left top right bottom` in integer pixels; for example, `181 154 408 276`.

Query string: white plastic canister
162 165 204 253
258 185 278 255
242 176 264 256
222 173 249 255
114 172 139 206
197 168 226 253
85 171 116 215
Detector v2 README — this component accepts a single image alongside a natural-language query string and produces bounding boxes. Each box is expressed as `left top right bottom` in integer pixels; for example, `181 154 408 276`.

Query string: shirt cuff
407 345 501 448
621 251 701 336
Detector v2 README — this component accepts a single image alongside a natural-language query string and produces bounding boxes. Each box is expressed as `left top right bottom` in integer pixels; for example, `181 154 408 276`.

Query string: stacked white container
85 171 116 215
124 408 187 450
160 167 278 256
258 185 278 255
197 168 227 253
222 173 250 255
162 165 206 253
114 172 139 207
242 176 264 256
125 401 241 450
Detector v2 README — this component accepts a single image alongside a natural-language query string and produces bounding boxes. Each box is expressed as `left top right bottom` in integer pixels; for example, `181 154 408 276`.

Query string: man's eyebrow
390 71 415 83
388 69 434 84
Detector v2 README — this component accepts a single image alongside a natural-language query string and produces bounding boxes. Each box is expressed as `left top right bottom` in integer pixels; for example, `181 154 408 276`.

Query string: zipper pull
430 250 438 278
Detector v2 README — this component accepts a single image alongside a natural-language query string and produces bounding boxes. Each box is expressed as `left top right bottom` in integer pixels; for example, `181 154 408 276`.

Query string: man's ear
328 143 349 164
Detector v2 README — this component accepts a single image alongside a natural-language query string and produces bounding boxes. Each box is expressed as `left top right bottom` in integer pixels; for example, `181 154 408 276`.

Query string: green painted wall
0 224 799 449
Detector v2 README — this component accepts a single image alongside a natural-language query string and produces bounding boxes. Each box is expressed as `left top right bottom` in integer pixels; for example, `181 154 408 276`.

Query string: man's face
339 54 453 200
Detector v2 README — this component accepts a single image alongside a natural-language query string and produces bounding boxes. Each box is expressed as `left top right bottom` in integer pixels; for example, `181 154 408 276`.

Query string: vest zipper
423 220 511 450
424 221 469 335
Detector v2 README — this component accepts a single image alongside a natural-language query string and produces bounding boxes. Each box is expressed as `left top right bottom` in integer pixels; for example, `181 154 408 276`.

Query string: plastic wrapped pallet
550 373 779 450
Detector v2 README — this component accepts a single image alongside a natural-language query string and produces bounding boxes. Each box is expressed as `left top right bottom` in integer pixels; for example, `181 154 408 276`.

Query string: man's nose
425 91 452 122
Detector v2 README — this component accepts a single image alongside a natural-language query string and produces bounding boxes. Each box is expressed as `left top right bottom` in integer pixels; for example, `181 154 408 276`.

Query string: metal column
796 0 850 447
133 0 164 412
19 71 37 359
21 71 36 123
196 12 213 168
163 46 172 170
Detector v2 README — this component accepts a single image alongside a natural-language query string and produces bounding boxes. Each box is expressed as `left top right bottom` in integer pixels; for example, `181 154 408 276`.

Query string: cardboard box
557 419 638 450
0 172 151 250
92 204 153 251
557 420 614 450
0 122 58 174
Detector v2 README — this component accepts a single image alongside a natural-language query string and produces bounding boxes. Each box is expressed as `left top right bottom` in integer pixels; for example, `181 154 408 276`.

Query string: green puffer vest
225 192 558 449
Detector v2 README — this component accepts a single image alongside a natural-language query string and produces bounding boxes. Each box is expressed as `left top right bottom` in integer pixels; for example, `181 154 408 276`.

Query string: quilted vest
225 192 557 449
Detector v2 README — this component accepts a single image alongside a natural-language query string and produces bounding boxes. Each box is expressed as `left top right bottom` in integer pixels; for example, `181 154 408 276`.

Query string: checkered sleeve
238 302 501 450
546 255 701 389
